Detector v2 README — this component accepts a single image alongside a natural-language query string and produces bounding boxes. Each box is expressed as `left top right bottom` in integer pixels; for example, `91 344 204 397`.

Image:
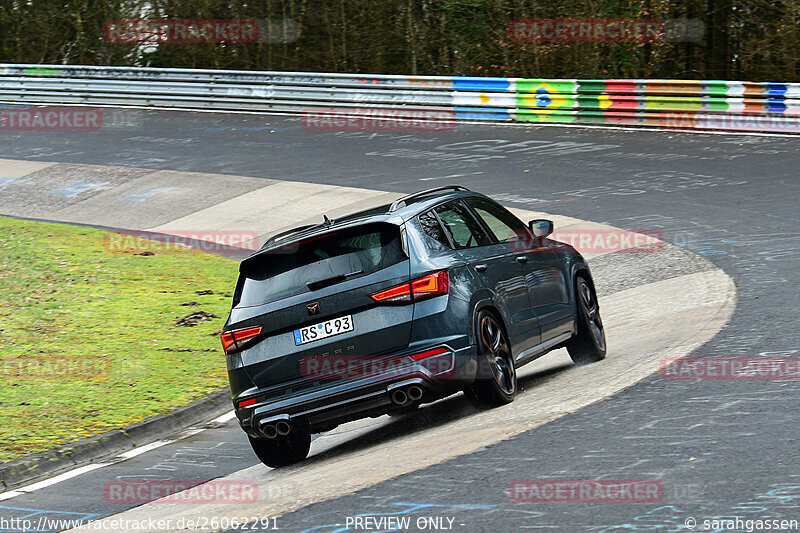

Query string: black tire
248 430 311 468
565 275 607 365
465 309 517 409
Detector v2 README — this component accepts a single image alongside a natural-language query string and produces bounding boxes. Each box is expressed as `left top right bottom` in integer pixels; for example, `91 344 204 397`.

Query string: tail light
238 397 257 408
411 270 449 297
220 325 263 355
369 283 412 303
370 271 449 304
410 347 449 361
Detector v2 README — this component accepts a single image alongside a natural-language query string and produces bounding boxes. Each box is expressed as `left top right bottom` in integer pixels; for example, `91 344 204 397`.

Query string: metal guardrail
1 63 798 133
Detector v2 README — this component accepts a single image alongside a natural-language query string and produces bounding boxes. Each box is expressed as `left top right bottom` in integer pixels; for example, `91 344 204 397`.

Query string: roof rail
261 223 319 249
389 185 470 212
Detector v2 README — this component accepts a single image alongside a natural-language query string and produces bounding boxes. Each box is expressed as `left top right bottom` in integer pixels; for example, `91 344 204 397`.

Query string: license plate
294 315 354 346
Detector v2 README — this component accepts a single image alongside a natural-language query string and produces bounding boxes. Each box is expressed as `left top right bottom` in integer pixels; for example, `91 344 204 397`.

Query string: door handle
516 256 529 264
474 264 488 272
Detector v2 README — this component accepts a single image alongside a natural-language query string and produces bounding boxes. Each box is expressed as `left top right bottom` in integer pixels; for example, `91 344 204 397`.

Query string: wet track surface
1 111 798 532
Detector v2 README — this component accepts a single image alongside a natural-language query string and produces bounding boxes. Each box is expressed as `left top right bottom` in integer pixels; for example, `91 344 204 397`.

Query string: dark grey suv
221 186 606 467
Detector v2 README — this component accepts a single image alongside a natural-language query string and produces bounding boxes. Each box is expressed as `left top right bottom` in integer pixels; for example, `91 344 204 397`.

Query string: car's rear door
433 200 540 354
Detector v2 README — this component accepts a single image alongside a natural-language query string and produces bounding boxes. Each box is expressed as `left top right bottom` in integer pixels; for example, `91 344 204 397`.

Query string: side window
434 201 493 249
466 198 529 243
419 210 452 247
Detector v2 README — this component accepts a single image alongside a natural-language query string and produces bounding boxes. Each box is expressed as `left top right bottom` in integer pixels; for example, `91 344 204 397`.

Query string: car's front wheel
248 430 311 468
566 275 607 365
465 310 517 409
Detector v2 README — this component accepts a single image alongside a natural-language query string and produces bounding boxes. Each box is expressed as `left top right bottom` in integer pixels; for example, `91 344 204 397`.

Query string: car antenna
323 214 333 227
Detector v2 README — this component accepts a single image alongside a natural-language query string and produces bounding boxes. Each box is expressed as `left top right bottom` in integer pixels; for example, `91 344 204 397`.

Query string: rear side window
236 223 405 307
418 210 451 247
466 198 529 243
434 201 493 249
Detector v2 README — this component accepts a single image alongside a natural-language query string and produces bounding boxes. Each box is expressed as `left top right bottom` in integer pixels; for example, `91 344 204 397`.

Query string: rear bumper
234 343 476 435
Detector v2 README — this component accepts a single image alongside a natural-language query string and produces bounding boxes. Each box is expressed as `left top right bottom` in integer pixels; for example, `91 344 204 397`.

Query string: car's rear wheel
566 275 607 365
465 310 517 409
248 430 311 468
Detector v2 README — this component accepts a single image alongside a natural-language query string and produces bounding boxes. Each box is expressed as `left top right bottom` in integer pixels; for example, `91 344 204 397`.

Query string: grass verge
0 216 239 463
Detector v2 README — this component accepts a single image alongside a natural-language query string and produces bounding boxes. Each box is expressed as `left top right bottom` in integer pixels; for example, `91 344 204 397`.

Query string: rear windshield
235 223 405 307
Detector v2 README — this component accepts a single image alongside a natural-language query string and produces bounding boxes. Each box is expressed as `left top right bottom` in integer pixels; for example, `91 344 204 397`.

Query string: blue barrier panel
767 84 788 96
451 77 511 92
767 99 787 113
453 107 512 121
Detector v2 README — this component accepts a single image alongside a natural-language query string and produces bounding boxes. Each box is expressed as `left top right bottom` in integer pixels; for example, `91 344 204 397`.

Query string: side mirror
529 219 554 239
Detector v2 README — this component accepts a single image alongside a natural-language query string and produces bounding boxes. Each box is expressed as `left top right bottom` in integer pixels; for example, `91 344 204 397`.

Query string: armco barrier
1 64 798 133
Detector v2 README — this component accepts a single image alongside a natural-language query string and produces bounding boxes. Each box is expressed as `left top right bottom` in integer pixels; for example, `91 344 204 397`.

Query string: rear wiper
306 270 364 291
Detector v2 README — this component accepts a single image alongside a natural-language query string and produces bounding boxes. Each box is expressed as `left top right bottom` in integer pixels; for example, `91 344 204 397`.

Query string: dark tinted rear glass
419 210 452 247
236 223 404 307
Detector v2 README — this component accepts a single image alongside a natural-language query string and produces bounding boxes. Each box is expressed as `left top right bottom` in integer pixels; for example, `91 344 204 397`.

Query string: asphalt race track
1 110 798 532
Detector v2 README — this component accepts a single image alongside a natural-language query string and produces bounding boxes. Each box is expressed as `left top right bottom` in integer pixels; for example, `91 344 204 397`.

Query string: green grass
0 216 239 463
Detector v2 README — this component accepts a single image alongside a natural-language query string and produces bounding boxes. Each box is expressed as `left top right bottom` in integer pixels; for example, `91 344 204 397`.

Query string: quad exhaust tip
391 389 408 405
390 384 425 405
260 418 292 439
262 424 278 439
407 385 423 401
